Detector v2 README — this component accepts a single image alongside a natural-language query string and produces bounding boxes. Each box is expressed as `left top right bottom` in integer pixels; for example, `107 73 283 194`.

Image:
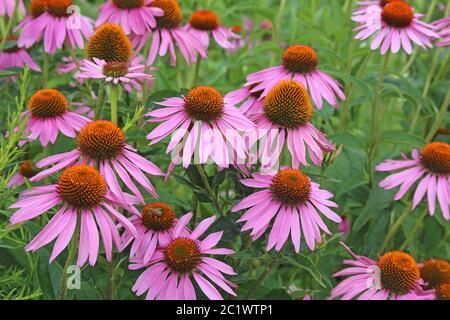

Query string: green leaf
335 175 368 198
353 186 395 232
382 131 426 148
0 69 20 78
37 250 62 300
186 165 204 187
363 209 390 257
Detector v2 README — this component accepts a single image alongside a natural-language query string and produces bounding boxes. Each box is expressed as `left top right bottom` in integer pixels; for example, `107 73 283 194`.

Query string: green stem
368 52 390 186
422 48 441 98
424 0 438 21
234 236 253 268
275 0 286 42
190 195 198 229
68 46 80 70
195 164 223 216
311 0 316 19
109 85 119 124
60 216 80 300
0 0 18 52
243 252 282 300
343 0 351 14
408 100 421 134
42 53 50 87
380 203 412 253
400 208 427 250
193 55 202 86
339 50 372 130
433 53 450 84
141 41 152 105
105 258 114 300
94 82 106 120
401 50 418 74
0 18 6 38
345 38 357 75
426 89 450 142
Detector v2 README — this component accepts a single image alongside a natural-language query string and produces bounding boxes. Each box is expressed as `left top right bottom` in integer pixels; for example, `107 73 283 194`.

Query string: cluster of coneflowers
1 0 449 300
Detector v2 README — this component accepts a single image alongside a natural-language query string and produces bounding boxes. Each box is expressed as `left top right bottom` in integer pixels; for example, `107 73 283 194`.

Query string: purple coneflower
434 16 450 47
7 160 37 188
9 164 138 266
146 86 254 169
185 10 242 51
96 0 163 36
131 0 207 66
330 243 435 300
0 0 25 17
376 142 450 220
130 212 236 300
232 168 341 252
17 0 94 54
121 201 190 264
77 57 153 91
244 45 345 110
0 37 40 78
30 120 165 204
248 80 335 168
19 88 91 147
353 1 439 54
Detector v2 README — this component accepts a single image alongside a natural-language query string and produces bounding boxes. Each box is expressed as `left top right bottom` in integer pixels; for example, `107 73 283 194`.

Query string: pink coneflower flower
14 0 46 34
59 54 154 93
77 57 153 91
0 38 41 78
69 23 154 91
330 243 435 300
248 80 335 168
0 0 25 17
146 86 254 169
17 0 94 54
352 0 406 26
9 164 138 266
337 216 351 238
7 160 37 188
96 0 163 36
86 23 133 64
121 201 190 264
245 45 345 110
436 283 450 300
420 258 450 290
130 212 236 300
376 142 450 220
224 83 264 116
58 56 78 74
131 0 207 66
30 120 164 204
231 168 341 252
353 1 439 54
227 25 245 53
185 10 242 51
19 88 90 147
433 16 450 47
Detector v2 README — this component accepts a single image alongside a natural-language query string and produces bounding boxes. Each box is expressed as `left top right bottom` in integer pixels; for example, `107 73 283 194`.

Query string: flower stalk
368 52 390 186
195 164 224 216
243 252 282 299
60 216 80 300
380 202 412 253
110 85 119 124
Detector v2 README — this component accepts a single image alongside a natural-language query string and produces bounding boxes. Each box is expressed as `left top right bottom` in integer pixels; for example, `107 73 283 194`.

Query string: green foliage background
0 0 449 300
